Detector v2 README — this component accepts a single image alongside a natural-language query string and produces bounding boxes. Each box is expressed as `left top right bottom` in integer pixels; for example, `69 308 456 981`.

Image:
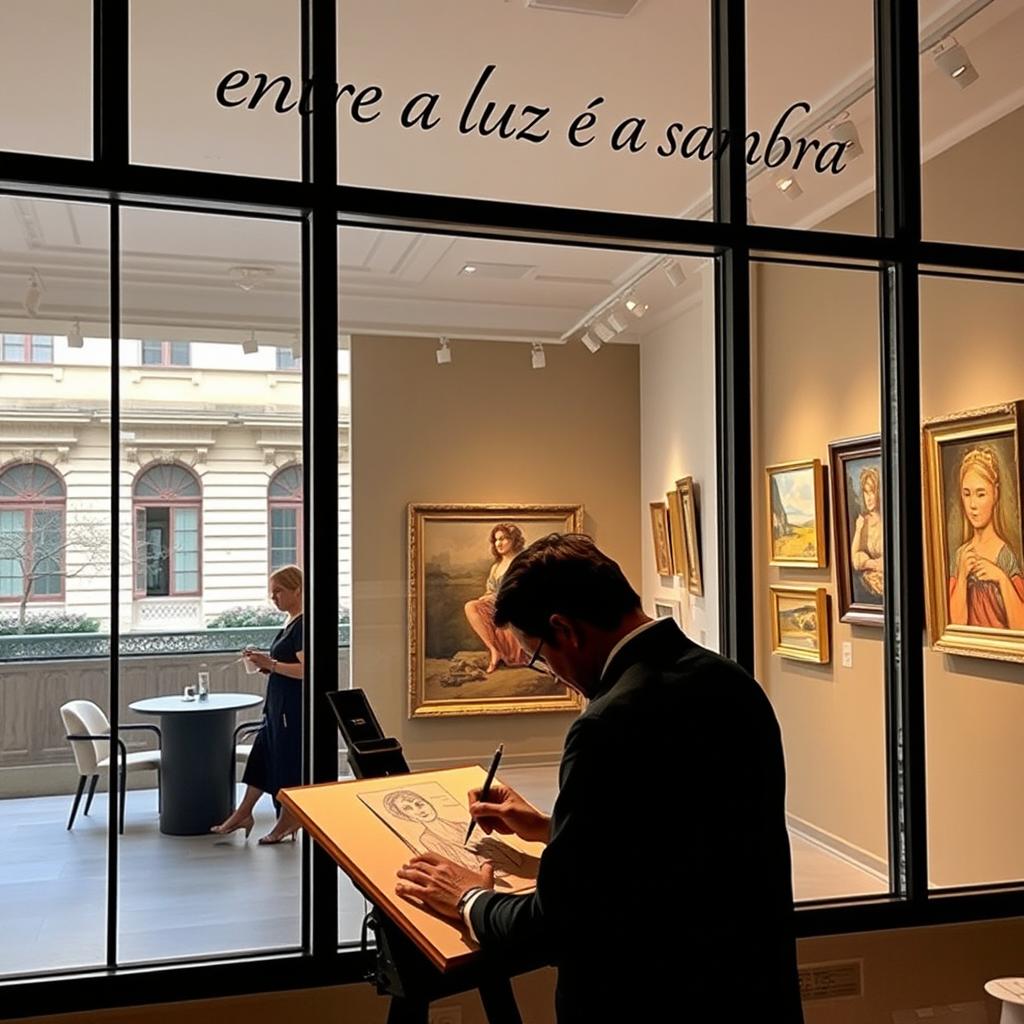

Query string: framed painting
666 488 687 577
653 598 682 626
770 586 831 664
766 459 828 568
676 476 704 596
407 503 586 717
923 403 1024 663
649 502 673 576
828 435 884 626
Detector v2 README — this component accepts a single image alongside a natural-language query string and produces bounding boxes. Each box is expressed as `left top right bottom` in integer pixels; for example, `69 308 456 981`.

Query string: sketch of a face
386 792 438 824
961 468 996 532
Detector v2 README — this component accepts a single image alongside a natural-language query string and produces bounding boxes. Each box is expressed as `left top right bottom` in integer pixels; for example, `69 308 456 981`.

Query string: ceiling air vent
798 960 863 1002
526 0 643 16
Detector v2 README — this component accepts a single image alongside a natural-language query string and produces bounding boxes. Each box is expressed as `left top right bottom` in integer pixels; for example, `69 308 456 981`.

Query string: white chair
59 700 162 833
232 716 265 791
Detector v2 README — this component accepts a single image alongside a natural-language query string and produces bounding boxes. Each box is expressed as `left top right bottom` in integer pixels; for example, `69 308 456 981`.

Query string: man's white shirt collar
600 618 663 681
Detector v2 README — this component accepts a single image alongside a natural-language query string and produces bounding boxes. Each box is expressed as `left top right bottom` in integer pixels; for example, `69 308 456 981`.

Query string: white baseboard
787 812 889 882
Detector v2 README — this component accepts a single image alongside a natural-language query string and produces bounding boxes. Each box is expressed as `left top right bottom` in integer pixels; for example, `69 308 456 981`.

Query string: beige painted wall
753 259 889 874
639 265 720 651
350 334 640 769
756 102 1024 886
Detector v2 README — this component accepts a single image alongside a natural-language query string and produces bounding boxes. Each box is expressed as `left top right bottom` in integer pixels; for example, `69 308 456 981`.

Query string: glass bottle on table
197 662 210 701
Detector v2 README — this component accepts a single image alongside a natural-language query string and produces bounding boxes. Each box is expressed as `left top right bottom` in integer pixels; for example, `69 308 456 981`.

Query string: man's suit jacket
469 619 804 1023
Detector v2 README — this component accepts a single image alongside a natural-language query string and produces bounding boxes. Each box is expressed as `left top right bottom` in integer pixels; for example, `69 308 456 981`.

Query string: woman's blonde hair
859 466 881 511
270 564 303 592
957 446 1017 554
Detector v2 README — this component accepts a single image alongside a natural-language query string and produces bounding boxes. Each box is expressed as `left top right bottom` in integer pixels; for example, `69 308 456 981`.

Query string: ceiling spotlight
933 39 978 88
663 259 686 288
460 264 478 275
229 266 274 292
580 330 602 354
531 342 546 370
436 336 452 365
776 175 804 199
242 331 259 355
829 113 863 162
67 320 84 348
606 311 629 334
624 294 649 318
24 272 42 317
592 320 615 344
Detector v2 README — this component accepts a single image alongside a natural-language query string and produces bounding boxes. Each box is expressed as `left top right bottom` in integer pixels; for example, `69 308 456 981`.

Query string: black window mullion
712 0 753 672
875 0 927 905
96 0 130 970
304 0 340 961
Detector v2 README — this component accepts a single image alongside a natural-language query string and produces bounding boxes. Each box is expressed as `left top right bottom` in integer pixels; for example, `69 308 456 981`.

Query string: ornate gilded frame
407 502 586 717
923 402 1024 663
676 476 704 596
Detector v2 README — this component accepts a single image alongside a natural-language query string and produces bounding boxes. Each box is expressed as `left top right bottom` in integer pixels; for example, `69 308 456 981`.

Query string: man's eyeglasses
526 638 549 674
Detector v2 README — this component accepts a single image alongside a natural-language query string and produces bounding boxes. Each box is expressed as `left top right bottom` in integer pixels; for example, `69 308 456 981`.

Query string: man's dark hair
493 534 641 639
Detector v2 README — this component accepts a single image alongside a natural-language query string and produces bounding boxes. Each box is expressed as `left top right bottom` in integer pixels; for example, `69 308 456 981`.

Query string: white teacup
243 649 260 674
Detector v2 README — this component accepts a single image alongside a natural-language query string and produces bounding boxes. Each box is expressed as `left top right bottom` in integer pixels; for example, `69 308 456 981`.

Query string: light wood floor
0 764 885 977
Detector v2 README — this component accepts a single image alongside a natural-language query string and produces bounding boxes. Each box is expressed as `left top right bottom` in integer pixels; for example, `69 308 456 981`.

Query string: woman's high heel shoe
258 827 299 845
210 815 254 840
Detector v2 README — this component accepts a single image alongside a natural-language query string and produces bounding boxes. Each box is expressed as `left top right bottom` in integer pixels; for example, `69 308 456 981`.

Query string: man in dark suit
396 534 803 1023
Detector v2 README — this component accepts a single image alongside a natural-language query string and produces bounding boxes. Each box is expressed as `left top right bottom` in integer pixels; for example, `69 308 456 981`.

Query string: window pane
118 206 303 962
276 347 297 371
339 226 718 940
0 0 92 158
337 0 712 218
747 1 876 233
144 508 170 596
173 507 199 592
31 336 54 363
270 507 297 571
3 336 25 363
141 340 162 365
130 0 301 179
921 271 1024 887
921 0 1024 248
753 259 890 900
169 341 190 366
0 196 110 977
0 510 27 599
31 509 63 596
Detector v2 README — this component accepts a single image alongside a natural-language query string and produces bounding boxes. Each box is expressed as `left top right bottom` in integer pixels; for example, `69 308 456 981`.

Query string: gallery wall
755 101 1024 888
639 264 719 651
350 334 641 768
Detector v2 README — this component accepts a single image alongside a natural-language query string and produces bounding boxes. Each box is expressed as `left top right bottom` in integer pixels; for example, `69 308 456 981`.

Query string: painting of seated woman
408 503 585 717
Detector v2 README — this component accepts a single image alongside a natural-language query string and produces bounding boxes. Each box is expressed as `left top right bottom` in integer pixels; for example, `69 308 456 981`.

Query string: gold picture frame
923 402 1024 663
770 586 831 664
649 501 673 576
407 503 586 718
766 459 828 568
676 476 704 596
666 488 687 577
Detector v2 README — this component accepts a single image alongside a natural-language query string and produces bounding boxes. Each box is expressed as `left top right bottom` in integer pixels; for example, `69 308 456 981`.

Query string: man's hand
468 782 551 845
395 853 494 921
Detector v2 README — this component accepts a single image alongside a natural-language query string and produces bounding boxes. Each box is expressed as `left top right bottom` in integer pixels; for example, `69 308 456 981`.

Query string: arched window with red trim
268 464 302 572
0 462 66 601
133 463 202 597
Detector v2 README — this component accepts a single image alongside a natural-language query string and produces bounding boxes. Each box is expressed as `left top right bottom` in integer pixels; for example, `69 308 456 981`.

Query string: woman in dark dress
211 564 304 845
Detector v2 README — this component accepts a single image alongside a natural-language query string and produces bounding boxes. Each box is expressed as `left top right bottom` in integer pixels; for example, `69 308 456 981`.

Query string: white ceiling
0 0 1021 345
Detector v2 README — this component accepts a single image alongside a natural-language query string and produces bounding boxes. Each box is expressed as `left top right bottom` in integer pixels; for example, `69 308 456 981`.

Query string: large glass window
0 462 67 601
132 464 202 597
269 464 302 571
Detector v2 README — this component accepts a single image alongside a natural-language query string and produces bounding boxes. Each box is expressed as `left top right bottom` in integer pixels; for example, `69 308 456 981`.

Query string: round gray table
129 693 263 836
